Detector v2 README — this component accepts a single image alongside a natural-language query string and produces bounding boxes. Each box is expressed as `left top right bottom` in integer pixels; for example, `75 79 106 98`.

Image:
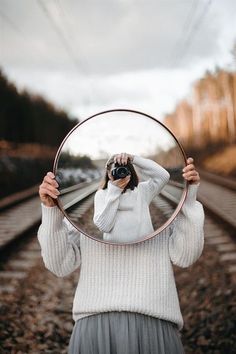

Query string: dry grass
0 140 57 159
202 144 236 177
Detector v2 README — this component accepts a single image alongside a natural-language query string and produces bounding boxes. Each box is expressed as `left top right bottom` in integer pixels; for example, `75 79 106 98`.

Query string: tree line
59 152 96 169
0 69 77 147
164 68 236 151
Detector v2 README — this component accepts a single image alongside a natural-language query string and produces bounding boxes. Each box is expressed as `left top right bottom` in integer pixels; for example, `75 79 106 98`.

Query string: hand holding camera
113 152 134 165
111 175 131 190
108 152 133 190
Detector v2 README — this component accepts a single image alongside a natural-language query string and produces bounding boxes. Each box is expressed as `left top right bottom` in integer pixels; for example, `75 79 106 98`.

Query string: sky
60 110 177 159
1 0 236 121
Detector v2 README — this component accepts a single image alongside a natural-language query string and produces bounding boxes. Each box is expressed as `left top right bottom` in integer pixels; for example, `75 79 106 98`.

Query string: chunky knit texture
93 156 170 242
37 160 204 330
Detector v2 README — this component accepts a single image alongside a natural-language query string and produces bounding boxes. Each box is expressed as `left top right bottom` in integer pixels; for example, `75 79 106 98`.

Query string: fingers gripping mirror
53 109 188 245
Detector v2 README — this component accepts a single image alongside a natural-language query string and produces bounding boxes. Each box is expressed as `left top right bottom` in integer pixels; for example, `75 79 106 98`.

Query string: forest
0 70 78 197
164 68 236 176
1 65 236 197
0 70 77 147
164 68 236 149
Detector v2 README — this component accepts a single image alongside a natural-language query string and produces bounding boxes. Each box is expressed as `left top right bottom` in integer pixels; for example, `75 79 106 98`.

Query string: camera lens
116 167 128 178
111 166 131 180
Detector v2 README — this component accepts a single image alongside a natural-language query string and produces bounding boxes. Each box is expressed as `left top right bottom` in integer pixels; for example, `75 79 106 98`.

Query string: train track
0 172 236 295
197 171 236 277
0 173 235 251
0 171 236 352
0 181 99 294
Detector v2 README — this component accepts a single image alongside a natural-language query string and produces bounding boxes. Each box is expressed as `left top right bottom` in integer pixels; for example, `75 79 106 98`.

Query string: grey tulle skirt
68 312 184 354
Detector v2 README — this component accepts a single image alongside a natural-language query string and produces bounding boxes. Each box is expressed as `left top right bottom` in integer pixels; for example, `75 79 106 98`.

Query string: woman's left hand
114 153 134 165
182 157 200 185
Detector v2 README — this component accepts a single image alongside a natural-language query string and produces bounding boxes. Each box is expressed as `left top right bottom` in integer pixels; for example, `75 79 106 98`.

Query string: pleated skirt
68 312 185 354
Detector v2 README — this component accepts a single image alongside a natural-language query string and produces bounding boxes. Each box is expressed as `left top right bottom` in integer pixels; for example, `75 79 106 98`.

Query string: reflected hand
182 157 200 185
110 175 131 190
114 153 134 165
39 172 60 207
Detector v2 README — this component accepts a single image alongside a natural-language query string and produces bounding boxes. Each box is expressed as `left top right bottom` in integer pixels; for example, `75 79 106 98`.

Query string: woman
93 153 170 242
38 154 204 354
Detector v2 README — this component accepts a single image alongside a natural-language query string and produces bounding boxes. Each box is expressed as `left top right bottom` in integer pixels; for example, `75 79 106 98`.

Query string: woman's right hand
39 172 60 207
110 175 131 190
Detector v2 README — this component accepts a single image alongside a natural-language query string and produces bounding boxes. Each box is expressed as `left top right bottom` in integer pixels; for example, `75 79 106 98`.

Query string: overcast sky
1 0 236 121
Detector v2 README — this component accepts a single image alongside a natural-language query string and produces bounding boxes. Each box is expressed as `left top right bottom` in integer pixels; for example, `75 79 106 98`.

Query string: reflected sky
60 111 177 159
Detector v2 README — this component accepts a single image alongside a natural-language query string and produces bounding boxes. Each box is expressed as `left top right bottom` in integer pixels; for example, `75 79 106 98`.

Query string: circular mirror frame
53 108 189 245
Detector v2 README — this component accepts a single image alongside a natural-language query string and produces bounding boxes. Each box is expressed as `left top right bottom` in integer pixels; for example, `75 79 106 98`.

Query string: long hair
99 157 139 193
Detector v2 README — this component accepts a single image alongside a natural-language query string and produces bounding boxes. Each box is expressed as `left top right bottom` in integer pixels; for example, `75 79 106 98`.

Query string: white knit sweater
37 162 204 330
93 156 170 242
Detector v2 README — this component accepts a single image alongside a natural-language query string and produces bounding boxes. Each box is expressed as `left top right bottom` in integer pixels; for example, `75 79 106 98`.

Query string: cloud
1 0 236 119
3 62 209 121
1 0 228 75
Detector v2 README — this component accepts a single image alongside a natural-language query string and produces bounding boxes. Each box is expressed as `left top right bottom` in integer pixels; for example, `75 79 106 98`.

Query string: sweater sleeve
133 155 170 203
93 182 123 232
168 184 205 268
37 204 81 277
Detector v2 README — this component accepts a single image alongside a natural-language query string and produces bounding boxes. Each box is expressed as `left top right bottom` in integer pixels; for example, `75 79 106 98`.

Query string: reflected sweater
37 171 204 330
93 156 170 242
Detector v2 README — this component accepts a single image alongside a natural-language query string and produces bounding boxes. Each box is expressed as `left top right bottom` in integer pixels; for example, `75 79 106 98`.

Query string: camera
111 164 131 180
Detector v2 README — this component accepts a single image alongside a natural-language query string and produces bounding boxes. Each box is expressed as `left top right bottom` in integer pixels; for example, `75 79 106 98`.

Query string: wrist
111 180 124 190
41 198 57 207
129 154 134 162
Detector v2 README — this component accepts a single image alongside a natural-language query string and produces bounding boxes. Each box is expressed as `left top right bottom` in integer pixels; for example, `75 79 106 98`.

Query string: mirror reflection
54 109 187 244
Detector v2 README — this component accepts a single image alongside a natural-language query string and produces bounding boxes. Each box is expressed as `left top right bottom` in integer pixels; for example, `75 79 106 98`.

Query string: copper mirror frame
53 108 188 245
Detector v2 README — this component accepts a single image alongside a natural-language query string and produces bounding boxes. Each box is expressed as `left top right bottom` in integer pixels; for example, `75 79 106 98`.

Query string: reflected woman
38 155 204 354
93 153 170 242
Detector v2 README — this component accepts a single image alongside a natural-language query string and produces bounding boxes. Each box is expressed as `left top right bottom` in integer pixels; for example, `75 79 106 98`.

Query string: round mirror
53 109 188 245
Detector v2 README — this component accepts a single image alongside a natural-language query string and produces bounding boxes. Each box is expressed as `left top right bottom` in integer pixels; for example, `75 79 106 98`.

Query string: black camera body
111 164 131 180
